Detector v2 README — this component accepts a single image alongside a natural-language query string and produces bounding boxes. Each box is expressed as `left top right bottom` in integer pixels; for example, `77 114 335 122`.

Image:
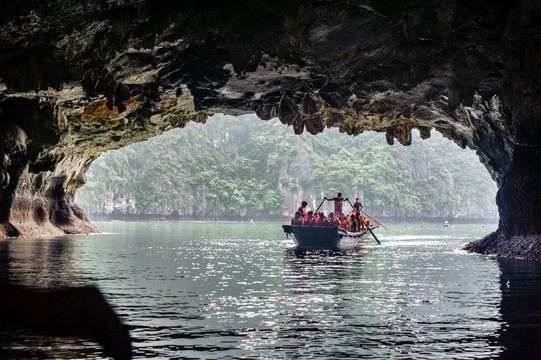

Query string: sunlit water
1 222 541 359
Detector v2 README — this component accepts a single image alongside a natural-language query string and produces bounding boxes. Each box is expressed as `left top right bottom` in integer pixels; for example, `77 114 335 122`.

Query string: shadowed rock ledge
0 1 540 259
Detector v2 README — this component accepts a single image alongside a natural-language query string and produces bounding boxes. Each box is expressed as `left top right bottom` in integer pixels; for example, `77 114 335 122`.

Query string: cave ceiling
2 0 536 182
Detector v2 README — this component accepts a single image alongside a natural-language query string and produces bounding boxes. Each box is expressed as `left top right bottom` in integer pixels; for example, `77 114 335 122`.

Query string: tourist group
291 193 371 232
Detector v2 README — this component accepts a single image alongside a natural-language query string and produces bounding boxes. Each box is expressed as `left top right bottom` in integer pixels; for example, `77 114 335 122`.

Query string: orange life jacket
291 217 304 226
357 216 364 229
307 217 317 226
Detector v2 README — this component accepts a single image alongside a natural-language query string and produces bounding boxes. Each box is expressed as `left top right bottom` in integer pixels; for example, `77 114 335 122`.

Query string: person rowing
324 192 348 216
353 198 363 213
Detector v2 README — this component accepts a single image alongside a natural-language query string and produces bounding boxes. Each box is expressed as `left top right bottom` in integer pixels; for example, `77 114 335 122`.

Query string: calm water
1 222 541 359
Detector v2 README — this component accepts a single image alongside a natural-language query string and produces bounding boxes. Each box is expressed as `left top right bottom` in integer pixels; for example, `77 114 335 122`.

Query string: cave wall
0 1 540 258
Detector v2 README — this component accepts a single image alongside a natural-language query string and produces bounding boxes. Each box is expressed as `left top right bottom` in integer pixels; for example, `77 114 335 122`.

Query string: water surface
1 222 540 359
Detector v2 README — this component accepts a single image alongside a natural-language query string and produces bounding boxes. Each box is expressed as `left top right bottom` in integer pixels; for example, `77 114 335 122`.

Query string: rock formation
0 1 540 259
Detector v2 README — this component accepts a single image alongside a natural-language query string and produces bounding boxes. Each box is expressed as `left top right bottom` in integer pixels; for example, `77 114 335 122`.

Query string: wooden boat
282 224 379 249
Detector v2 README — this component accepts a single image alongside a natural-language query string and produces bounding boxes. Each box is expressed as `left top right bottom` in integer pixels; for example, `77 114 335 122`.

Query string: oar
360 216 381 245
350 199 389 231
314 198 326 213
347 199 381 245
360 210 389 231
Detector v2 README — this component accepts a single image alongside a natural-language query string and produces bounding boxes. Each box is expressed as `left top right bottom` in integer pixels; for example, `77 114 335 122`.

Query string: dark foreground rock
465 231 541 261
0 1 540 259
0 283 132 359
468 146 541 260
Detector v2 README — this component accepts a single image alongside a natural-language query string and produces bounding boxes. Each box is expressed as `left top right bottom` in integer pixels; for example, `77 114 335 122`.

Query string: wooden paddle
360 209 389 231
347 199 381 245
315 198 326 213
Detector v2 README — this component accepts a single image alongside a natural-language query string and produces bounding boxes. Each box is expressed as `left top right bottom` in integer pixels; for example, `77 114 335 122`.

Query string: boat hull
282 225 370 249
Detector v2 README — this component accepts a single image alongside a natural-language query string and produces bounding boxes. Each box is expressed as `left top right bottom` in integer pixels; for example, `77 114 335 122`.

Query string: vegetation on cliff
76 114 498 221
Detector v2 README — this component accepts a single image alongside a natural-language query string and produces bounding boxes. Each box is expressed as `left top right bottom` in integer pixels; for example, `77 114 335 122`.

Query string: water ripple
0 222 523 359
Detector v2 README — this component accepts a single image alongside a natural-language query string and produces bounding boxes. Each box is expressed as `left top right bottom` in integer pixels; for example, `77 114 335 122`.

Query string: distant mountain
75 114 498 222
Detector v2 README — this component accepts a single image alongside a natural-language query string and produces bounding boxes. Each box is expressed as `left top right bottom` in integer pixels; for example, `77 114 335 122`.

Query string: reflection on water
496 258 541 359
0 236 78 287
0 223 540 359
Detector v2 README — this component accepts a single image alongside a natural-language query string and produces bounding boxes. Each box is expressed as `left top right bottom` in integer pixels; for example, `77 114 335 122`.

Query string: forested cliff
75 114 498 222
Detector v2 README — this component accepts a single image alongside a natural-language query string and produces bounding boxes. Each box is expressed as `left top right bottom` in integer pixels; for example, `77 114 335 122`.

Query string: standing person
297 201 308 220
324 193 348 216
353 198 363 213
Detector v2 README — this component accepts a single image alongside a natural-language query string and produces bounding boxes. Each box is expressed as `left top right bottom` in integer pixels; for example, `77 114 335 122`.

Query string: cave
0 1 540 260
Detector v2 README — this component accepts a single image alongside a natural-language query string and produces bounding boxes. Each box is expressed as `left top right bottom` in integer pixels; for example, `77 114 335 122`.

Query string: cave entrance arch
1 1 540 260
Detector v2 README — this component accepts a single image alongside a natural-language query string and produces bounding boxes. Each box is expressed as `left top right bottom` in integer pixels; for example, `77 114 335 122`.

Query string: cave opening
0 0 540 261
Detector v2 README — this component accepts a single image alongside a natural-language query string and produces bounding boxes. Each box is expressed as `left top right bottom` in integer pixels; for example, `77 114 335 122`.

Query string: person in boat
324 192 348 216
324 213 332 227
327 212 335 227
353 198 363 213
328 212 340 227
306 211 317 226
318 212 328 226
297 201 308 220
339 213 349 231
349 214 359 232
356 212 364 230
291 211 304 226
328 212 335 225
355 213 367 229
363 216 370 228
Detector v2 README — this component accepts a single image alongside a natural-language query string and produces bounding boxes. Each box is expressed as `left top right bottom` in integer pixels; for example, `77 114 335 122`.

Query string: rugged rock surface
0 1 540 259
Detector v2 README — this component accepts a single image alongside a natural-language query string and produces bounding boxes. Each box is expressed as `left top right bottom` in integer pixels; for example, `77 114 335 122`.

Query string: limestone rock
0 1 540 259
